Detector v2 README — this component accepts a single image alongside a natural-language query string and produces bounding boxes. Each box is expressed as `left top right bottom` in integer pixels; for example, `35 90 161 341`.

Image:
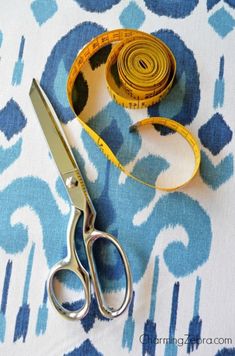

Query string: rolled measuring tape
67 29 200 191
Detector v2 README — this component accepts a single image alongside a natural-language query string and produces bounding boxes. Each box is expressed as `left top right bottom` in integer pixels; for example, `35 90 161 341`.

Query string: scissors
29 79 132 320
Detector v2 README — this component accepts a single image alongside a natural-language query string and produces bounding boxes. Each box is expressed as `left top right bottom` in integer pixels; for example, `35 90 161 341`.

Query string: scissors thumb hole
47 262 91 320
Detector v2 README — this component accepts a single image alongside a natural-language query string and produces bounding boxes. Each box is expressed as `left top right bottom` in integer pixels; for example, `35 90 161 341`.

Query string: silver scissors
29 79 132 320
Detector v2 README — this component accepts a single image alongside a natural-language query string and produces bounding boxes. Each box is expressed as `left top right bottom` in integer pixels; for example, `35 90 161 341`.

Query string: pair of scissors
29 79 132 320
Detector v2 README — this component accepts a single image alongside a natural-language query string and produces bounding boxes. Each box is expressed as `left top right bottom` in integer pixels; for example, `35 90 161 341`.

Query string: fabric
0 1 235 355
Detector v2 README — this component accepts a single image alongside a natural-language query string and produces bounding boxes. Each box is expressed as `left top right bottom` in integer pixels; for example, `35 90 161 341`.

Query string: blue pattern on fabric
53 59 70 110
142 318 157 356
208 0 235 11
80 296 109 332
149 257 159 321
13 305 30 343
41 22 107 123
214 56 225 108
0 31 2 47
187 315 202 354
215 348 235 356
0 138 22 174
187 277 202 353
85 101 142 165
0 177 68 259
0 261 12 319
12 36 25 86
218 56 224 80
200 151 233 190
141 257 159 356
144 0 199 18
226 0 235 8
74 0 120 12
77 130 212 282
65 339 103 356
31 0 58 25
208 7 235 38
13 243 35 343
148 30 200 134
157 194 212 278
193 277 201 317
62 296 109 332
0 260 12 343
119 1 145 29
0 99 27 140
168 282 179 340
199 113 233 155
35 282 48 336
122 291 135 352
164 282 180 356
207 0 220 10
158 72 185 118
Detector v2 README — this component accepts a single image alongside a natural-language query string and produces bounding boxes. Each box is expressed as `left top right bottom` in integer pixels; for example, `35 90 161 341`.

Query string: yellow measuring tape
67 29 200 191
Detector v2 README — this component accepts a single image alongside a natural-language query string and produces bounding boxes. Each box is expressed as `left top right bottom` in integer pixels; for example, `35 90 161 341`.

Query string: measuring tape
67 29 200 191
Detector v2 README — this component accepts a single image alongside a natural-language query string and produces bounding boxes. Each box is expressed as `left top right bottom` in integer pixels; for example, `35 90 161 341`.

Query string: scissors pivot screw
66 176 78 189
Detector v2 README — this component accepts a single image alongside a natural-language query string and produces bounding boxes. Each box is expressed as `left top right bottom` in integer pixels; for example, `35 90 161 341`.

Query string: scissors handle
47 207 133 320
85 229 133 319
47 208 91 320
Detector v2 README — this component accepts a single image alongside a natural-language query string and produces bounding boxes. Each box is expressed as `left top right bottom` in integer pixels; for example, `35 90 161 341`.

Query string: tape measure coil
67 29 200 191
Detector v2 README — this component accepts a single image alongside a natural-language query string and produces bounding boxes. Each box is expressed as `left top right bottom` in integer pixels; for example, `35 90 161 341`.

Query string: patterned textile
0 1 234 355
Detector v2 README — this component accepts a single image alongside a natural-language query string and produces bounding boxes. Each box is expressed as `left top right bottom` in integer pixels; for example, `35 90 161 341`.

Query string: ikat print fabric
0 1 234 355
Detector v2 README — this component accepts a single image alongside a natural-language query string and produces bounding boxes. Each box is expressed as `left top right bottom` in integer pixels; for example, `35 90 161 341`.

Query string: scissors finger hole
51 269 86 312
91 237 128 310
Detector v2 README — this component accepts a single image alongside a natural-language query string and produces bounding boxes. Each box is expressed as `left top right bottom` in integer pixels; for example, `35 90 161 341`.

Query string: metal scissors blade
29 78 89 212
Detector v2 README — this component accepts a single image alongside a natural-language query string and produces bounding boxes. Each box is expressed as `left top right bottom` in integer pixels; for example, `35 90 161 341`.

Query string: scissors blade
29 78 88 211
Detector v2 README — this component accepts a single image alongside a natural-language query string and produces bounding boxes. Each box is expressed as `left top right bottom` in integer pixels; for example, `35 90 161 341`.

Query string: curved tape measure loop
67 29 200 191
